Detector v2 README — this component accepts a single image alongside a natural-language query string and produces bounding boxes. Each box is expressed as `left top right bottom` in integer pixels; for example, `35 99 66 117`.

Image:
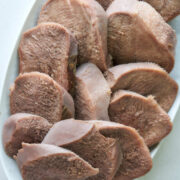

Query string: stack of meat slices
3 0 179 179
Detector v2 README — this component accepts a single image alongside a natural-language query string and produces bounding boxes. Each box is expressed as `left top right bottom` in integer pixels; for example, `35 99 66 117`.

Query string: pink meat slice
19 23 77 92
107 0 177 72
109 90 172 147
42 119 122 180
142 0 180 21
89 120 152 179
75 63 111 120
38 0 108 71
15 143 99 180
3 113 52 157
104 63 178 112
10 72 74 123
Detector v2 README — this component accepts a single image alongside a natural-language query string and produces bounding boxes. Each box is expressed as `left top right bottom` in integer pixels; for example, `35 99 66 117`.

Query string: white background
0 0 180 179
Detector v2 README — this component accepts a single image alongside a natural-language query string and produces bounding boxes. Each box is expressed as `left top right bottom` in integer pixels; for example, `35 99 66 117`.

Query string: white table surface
0 0 180 179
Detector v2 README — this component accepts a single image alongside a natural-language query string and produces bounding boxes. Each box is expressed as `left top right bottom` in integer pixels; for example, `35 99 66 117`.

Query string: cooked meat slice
15 143 99 180
75 63 111 120
142 0 180 21
89 120 152 179
3 113 52 157
19 23 77 91
42 119 122 180
38 0 108 71
109 90 172 147
104 63 178 111
10 72 71 123
107 0 177 72
95 0 113 10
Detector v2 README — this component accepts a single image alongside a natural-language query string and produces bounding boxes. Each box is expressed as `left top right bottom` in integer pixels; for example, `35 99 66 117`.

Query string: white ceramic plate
0 1 179 179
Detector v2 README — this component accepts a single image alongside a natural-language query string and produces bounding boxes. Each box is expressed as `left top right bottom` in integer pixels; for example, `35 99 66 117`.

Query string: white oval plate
0 1 179 179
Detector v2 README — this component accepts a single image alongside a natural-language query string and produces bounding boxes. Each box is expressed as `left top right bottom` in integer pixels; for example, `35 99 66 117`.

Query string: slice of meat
107 0 177 72
109 90 172 147
75 63 111 120
3 113 52 157
142 0 180 21
15 143 99 180
10 72 74 123
19 23 77 91
104 63 178 112
42 119 122 180
38 0 108 71
88 120 152 179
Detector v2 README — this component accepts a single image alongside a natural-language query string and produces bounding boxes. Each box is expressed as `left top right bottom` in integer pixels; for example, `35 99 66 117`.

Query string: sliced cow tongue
104 63 178 112
10 72 75 123
42 119 152 179
106 0 176 72
75 63 111 121
142 0 180 22
42 119 122 180
15 143 99 180
38 0 108 71
3 113 52 157
19 23 77 92
109 90 172 147
89 120 152 179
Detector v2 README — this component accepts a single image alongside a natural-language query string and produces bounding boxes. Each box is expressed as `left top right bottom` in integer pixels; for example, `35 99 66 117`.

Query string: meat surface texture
107 0 177 72
142 0 180 21
42 119 122 180
19 23 77 91
109 90 172 147
3 113 52 157
43 119 152 179
75 63 111 120
89 120 152 179
105 63 178 112
38 0 108 71
16 143 99 180
10 72 64 123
